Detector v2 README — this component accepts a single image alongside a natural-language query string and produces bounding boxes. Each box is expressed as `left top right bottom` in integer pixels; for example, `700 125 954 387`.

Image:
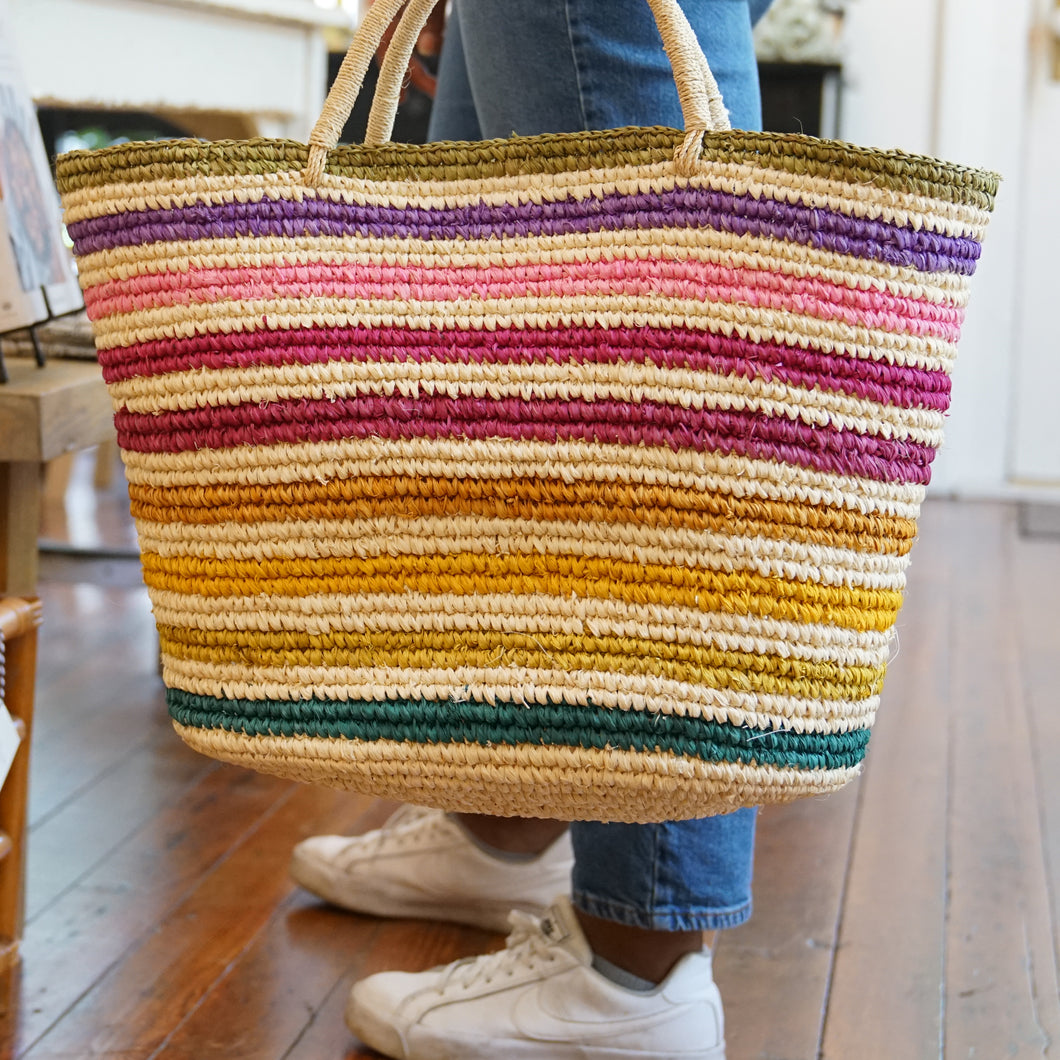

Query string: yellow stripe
140 550 903 631
135 515 909 591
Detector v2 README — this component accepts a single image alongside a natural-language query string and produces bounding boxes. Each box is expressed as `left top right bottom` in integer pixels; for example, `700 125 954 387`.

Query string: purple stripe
68 187 982 275
98 326 951 413
113 394 936 485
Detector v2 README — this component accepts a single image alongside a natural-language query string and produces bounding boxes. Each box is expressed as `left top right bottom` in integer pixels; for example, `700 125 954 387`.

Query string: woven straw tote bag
55 0 998 823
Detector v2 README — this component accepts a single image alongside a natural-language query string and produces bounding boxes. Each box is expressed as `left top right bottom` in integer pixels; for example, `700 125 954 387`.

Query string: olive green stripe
166 689 870 772
56 128 999 208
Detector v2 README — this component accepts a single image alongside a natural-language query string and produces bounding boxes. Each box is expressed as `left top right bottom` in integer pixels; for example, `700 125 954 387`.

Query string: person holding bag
56 0 998 1053
293 3 771 1057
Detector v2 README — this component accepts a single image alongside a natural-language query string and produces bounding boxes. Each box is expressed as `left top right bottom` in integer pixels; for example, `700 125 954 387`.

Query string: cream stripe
161 657 879 733
171 727 864 820
120 436 928 518
75 229 972 306
62 158 992 237
109 358 947 447
135 516 909 590
147 589 893 667
90 295 957 371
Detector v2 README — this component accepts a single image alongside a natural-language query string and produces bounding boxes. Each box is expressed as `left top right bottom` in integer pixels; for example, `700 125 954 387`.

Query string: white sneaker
345 896 726 1060
290 805 574 933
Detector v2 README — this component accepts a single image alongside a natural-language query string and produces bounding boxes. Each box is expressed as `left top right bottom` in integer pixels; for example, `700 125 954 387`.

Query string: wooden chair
0 597 42 972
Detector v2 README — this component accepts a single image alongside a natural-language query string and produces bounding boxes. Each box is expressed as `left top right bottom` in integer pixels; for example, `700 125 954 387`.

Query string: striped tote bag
55 0 998 822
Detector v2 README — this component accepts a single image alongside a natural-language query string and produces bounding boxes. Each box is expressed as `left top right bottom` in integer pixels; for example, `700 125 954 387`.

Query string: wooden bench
0 358 114 596
0 358 113 966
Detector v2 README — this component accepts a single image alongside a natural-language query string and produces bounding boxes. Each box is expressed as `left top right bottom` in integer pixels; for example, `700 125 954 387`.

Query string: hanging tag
0 703 21 791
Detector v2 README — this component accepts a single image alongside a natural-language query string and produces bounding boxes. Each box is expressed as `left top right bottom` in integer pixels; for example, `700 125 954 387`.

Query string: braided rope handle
303 0 730 186
304 0 409 185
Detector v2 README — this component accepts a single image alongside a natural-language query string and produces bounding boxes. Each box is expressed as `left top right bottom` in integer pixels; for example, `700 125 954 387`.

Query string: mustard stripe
134 516 909 591
129 494 916 560
117 436 928 518
127 473 918 557
108 357 946 447
157 624 886 703
161 657 879 733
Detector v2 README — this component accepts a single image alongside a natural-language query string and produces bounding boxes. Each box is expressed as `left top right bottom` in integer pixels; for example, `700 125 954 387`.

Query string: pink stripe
83 256 965 342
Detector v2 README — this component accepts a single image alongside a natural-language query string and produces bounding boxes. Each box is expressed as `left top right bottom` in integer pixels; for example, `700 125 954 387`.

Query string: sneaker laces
334 804 442 869
437 910 559 993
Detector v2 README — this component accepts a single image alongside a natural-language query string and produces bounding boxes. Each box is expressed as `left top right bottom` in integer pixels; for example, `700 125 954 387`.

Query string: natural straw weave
56 0 998 821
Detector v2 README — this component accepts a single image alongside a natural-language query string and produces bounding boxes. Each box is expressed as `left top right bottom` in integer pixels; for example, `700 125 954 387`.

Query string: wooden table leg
0 598 42 972
0 463 42 597
0 459 45 970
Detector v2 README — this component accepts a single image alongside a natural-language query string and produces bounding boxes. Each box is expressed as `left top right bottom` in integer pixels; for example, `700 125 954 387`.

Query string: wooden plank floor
2 453 1058 1059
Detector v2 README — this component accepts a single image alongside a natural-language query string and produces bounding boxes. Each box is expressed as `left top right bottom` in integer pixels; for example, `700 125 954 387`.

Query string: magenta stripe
99 325 951 413
113 394 936 484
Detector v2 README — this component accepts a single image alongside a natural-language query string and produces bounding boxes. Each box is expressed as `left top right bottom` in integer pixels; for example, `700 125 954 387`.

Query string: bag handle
303 0 730 186
304 0 410 184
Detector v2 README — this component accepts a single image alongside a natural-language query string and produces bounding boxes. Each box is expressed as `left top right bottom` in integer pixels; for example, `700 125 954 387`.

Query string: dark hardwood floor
2 448 1058 1058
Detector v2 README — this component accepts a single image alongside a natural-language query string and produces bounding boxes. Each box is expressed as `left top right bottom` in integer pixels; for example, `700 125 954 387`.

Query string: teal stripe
167 689 869 772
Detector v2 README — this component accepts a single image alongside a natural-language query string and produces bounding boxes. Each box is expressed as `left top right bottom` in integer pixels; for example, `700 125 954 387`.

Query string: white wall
1008 0 1060 488
841 0 1041 498
9 0 352 138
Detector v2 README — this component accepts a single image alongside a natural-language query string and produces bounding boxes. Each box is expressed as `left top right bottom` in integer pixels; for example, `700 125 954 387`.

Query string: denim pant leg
430 0 768 140
426 0 768 933
570 812 758 931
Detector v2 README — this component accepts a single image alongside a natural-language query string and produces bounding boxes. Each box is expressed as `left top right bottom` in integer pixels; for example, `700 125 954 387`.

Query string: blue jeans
429 0 771 139
427 0 767 932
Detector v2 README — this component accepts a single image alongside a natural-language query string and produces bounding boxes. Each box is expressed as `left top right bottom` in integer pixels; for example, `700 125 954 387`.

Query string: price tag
0 702 20 791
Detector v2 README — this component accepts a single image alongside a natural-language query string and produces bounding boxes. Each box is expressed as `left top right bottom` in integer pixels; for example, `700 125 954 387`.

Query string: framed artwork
0 2 82 334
